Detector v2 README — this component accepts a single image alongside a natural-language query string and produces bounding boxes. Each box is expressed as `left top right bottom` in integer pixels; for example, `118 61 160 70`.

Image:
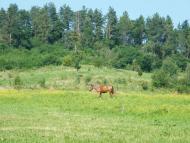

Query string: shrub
171 54 188 71
152 70 170 88
140 54 153 72
31 38 43 47
42 55 62 66
63 55 73 66
137 67 143 76
162 57 178 76
177 80 190 93
0 43 8 53
176 64 190 93
168 75 178 88
141 81 148 90
113 46 143 69
113 57 128 69
14 76 22 89
152 57 162 70
152 57 179 89
74 60 81 71
186 64 190 86
132 59 139 71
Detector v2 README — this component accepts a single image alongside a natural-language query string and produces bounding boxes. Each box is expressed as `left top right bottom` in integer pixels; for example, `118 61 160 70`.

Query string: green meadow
0 66 190 143
0 65 151 91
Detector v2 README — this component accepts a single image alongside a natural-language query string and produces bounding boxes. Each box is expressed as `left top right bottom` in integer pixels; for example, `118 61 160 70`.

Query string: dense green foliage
0 3 190 68
177 64 190 93
152 59 190 92
0 3 190 91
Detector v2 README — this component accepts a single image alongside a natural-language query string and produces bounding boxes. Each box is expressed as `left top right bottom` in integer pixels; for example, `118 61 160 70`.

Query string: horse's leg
109 92 113 98
99 92 102 98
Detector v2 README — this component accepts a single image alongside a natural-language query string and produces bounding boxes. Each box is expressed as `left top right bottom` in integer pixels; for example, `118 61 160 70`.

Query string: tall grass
0 65 151 92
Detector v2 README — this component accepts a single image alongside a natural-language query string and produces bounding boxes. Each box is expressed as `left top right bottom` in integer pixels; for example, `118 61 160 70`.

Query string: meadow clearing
0 65 190 143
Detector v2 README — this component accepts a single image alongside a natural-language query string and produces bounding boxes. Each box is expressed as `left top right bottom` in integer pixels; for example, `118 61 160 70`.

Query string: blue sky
1 0 190 26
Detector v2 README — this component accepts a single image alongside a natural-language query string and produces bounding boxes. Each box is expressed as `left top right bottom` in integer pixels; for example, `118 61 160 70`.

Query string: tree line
0 3 190 71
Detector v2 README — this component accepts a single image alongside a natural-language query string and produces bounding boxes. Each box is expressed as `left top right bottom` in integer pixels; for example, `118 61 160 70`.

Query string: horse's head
88 84 94 91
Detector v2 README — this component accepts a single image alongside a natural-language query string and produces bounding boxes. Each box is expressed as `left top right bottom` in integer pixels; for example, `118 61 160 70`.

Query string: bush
140 54 153 72
137 67 143 76
31 38 43 47
177 81 190 93
176 64 190 93
141 81 148 90
186 64 190 86
63 55 73 66
113 46 143 69
152 70 170 88
0 59 14 70
42 55 62 66
74 60 81 71
113 57 128 69
152 57 162 70
0 43 8 53
132 59 139 71
171 54 188 71
152 57 179 89
162 57 178 76
14 76 22 89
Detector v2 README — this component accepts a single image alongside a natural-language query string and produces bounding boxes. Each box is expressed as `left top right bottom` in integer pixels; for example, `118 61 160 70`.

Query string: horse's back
99 85 113 92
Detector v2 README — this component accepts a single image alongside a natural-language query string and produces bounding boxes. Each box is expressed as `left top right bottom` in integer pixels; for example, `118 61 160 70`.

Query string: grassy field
0 65 152 92
0 66 190 143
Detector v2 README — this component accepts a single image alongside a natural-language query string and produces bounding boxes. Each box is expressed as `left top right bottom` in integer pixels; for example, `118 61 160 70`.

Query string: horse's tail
111 86 114 94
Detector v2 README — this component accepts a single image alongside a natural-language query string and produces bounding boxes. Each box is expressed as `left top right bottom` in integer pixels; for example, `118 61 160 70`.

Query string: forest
0 3 190 91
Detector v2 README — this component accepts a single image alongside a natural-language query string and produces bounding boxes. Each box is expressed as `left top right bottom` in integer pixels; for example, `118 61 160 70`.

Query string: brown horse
89 84 114 97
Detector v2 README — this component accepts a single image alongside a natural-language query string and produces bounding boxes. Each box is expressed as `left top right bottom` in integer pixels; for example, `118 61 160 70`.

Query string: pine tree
93 9 104 41
146 13 166 58
117 11 132 45
16 10 32 48
46 3 62 43
7 4 19 46
0 8 7 43
106 7 119 48
30 6 50 42
60 5 73 31
81 9 94 48
132 15 145 45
